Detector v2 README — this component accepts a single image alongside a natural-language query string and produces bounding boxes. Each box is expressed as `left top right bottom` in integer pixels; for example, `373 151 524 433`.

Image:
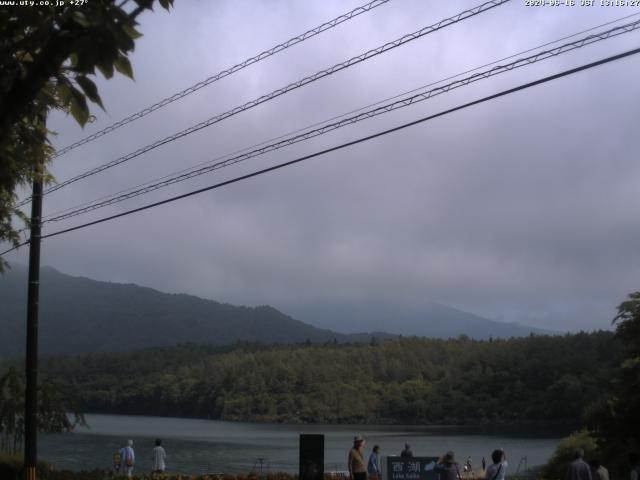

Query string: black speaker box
299 434 325 480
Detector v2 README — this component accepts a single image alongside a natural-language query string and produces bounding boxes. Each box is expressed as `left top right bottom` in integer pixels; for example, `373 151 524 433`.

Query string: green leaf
75 75 104 110
96 61 114 79
71 11 90 28
122 23 143 40
159 0 174 9
113 54 133 79
69 52 79 68
134 0 154 9
55 80 72 105
69 86 89 126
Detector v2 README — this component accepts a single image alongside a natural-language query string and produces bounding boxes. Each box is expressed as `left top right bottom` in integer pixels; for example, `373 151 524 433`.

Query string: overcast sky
6 0 640 331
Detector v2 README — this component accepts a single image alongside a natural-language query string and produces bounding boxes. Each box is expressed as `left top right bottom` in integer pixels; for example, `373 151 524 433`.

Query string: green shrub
541 429 599 480
0 462 300 480
0 452 22 480
0 452 53 480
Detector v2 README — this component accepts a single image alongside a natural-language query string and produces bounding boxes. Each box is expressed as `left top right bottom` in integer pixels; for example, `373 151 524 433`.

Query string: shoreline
73 410 579 433
35 413 562 476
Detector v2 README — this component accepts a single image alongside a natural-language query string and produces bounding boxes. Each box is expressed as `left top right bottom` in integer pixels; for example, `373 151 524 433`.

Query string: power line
41 12 640 222
51 0 392 159
41 18 640 224
3 44 638 256
23 0 510 204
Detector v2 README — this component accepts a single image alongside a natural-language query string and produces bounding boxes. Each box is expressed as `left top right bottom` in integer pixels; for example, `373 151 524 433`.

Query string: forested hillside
1 266 549 357
0 266 388 356
31 331 617 425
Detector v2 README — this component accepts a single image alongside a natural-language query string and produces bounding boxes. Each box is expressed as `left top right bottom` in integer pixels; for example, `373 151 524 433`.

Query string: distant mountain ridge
0 265 387 357
0 265 554 357
285 302 556 339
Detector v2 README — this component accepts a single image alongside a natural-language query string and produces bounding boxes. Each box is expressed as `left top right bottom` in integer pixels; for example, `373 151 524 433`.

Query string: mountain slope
285 302 556 339
0 265 355 356
1 265 554 357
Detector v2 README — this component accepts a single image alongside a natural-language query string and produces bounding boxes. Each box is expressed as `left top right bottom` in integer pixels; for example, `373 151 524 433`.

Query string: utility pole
24 169 43 480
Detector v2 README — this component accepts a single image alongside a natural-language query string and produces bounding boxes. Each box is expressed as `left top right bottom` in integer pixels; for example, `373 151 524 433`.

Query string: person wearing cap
436 451 461 480
564 448 592 480
485 449 507 480
401 443 413 458
349 436 367 480
119 439 135 478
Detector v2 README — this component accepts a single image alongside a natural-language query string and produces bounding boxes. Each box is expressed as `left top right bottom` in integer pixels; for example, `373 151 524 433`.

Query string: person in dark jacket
436 451 460 480
401 443 413 458
368 445 381 480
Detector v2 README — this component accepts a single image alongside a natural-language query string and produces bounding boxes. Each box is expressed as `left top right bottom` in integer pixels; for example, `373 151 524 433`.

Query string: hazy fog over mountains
285 302 555 338
5 1 638 334
0 265 361 356
0 265 557 357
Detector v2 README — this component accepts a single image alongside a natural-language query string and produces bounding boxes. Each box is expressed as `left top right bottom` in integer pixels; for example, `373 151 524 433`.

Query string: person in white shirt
485 449 507 480
152 438 167 474
119 439 135 478
588 459 609 480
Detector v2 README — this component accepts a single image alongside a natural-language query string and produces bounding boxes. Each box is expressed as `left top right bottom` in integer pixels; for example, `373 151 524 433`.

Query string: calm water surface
39 414 562 475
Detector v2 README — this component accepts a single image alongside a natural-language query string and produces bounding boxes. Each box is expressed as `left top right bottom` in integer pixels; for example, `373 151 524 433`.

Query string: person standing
629 453 640 480
119 439 135 478
485 449 507 480
436 451 461 480
368 445 381 480
113 450 121 474
588 459 609 480
152 438 166 474
564 449 591 480
482 457 486 472
401 443 413 458
349 436 367 480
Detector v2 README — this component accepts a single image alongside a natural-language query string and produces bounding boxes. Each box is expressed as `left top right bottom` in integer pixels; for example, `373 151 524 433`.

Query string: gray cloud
7 0 640 332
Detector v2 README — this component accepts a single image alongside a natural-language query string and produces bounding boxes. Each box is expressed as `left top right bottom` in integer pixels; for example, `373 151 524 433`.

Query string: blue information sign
386 456 440 480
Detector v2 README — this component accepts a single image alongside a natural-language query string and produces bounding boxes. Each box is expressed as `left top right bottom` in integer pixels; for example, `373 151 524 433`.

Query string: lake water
39 414 563 475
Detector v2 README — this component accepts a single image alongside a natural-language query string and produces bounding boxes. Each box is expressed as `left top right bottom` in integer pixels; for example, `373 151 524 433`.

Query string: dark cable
51 0 393 158
8 46 634 248
25 0 509 202
42 18 640 223
42 12 640 221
